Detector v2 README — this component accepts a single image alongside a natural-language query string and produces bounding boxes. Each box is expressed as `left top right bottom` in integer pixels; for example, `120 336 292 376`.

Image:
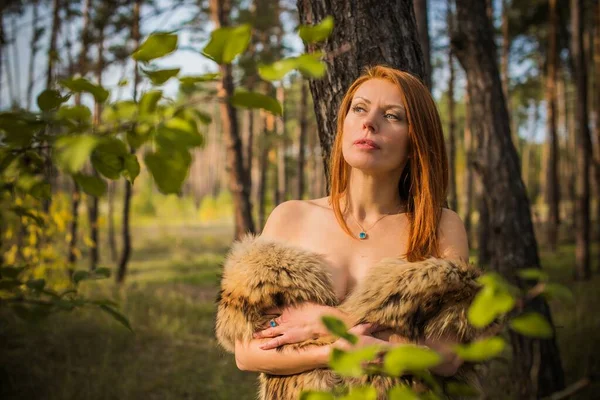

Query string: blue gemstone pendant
359 232 367 240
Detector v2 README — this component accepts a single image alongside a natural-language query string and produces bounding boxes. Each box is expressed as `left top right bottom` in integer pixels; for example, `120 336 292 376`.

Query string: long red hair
329 65 448 262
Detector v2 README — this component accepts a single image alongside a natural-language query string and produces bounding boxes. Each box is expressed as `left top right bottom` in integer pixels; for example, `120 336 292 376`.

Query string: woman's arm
235 338 330 375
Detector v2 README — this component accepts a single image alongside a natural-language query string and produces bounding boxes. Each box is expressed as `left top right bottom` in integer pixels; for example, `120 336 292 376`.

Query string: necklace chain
347 206 404 240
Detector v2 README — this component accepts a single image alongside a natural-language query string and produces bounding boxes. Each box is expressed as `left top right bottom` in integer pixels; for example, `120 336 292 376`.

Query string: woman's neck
341 169 405 225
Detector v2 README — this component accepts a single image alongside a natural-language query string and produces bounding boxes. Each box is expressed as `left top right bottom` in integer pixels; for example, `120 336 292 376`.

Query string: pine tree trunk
296 0 425 186
447 0 457 212
276 85 286 205
451 0 565 396
414 0 431 89
116 0 141 284
26 0 40 110
297 80 308 200
476 186 491 266
463 90 474 244
594 1 600 245
108 181 117 262
89 23 105 272
210 0 255 239
43 0 62 214
258 112 273 231
0 9 3 110
571 0 592 280
546 0 560 252
501 0 510 101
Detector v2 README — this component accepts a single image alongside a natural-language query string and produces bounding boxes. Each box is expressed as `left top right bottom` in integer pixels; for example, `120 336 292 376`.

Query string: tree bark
463 90 474 244
116 0 141 284
26 0 40 110
108 181 117 262
275 85 286 205
297 80 308 200
500 0 510 101
447 0 457 212
258 111 273 231
89 21 105 272
296 0 425 186
414 0 431 89
210 0 256 239
594 1 600 245
545 0 560 252
451 0 565 396
571 0 592 280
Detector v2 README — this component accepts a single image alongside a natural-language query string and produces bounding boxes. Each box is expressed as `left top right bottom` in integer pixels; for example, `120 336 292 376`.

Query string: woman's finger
259 335 285 350
253 327 281 339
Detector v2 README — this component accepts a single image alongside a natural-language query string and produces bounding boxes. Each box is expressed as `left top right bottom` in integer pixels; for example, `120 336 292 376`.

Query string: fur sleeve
340 258 487 343
215 235 338 352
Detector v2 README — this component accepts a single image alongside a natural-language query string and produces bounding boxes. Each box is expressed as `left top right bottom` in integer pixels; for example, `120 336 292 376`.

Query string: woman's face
342 78 410 174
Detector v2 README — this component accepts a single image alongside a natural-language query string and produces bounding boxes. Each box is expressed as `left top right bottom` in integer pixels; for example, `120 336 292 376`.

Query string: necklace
347 207 404 240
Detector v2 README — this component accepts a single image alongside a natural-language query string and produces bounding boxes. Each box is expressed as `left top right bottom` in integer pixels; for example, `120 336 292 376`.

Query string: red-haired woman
218 66 483 398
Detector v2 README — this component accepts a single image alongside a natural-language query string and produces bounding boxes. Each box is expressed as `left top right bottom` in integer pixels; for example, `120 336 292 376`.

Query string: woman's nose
362 113 377 132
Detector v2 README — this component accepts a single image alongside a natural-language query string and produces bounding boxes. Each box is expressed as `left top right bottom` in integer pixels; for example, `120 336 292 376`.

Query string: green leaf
231 90 282 116
122 154 140 184
118 79 129 87
60 77 110 103
444 382 481 398
26 279 46 291
74 173 107 197
98 304 133 332
179 73 220 85
296 53 327 78
54 134 99 173
142 68 181 85
321 316 357 344
509 312 553 338
258 58 299 81
541 283 575 303
73 270 91 284
468 273 516 328
139 90 162 115
517 268 549 282
156 118 203 152
388 385 421 400
56 105 92 127
202 24 251 64
132 32 178 62
454 336 506 362
383 345 442 376
145 149 191 194
103 100 138 123
329 346 380 377
299 392 335 400
91 138 128 180
193 110 212 125
298 16 334 44
37 89 70 111
339 386 377 400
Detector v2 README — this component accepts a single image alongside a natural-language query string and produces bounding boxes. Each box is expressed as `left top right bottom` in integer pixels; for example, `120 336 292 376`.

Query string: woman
216 65 489 399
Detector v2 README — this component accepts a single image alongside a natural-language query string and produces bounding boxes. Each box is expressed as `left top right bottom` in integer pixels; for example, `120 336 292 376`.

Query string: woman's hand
332 323 390 352
254 303 346 350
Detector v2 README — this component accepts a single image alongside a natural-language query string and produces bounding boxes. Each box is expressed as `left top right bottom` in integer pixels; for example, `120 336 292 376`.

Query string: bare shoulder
260 199 326 241
436 208 469 262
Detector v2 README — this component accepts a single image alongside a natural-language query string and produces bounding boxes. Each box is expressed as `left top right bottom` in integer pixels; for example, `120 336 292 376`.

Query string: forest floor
0 223 599 400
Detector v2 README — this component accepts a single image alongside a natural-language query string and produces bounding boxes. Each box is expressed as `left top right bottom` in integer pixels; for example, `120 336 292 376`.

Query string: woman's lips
354 139 380 149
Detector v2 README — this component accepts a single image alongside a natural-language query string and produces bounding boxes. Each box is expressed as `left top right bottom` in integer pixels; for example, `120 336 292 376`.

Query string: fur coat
215 235 494 400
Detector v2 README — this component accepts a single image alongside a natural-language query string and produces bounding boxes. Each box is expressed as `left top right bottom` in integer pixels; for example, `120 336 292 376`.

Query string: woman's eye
351 105 366 113
385 113 399 120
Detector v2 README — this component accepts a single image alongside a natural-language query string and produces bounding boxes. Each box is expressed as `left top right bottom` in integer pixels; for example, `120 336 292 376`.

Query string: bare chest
292 210 409 301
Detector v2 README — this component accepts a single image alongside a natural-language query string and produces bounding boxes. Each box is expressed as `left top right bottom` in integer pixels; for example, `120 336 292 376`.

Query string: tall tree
594 1 600 245
451 0 565 397
210 0 255 239
26 0 42 110
463 90 474 244
545 0 560 251
447 0 458 212
297 79 308 199
571 0 592 280
116 0 141 284
275 84 286 205
296 0 425 185
414 0 431 89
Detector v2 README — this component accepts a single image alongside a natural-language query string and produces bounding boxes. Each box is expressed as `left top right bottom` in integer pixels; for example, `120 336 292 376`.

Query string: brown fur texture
215 235 495 399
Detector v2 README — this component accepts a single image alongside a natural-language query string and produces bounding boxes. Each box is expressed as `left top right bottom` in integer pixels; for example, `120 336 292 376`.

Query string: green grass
1 224 599 399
